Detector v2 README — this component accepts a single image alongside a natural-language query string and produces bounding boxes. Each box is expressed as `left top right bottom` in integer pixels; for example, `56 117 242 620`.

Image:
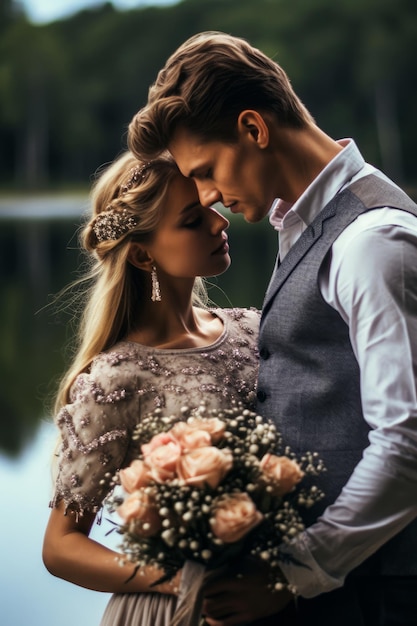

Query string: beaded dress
50 307 260 626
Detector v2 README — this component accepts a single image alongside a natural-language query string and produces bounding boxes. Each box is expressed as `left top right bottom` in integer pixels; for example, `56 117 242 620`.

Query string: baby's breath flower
161 529 176 547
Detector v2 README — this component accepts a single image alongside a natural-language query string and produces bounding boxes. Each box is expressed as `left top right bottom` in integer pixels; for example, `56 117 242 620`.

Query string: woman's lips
212 238 229 254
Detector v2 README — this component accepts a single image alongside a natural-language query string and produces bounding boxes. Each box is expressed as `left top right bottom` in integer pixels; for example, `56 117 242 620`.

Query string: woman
42 150 260 625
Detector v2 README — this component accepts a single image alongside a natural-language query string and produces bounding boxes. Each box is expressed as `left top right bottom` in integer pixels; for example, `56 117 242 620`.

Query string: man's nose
196 181 221 207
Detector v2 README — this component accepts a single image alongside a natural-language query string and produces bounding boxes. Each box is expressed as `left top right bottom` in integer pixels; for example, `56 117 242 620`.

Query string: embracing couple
43 32 417 626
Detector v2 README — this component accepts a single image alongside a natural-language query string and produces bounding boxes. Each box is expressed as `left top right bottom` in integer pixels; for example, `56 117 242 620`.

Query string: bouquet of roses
106 401 324 597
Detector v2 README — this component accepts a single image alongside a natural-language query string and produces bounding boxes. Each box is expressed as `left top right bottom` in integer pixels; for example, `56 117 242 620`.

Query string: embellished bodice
51 308 260 515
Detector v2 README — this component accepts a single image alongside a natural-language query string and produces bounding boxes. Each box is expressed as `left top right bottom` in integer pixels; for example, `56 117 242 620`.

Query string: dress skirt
99 561 206 626
100 591 178 626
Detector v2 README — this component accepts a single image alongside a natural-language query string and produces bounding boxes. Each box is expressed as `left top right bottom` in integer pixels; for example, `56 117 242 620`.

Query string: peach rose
117 490 162 537
146 440 183 483
141 431 178 458
119 459 151 493
170 422 212 450
259 454 304 496
176 446 233 489
210 492 263 543
187 417 226 444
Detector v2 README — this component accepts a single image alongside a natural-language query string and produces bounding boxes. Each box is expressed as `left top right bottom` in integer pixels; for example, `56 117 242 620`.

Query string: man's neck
271 125 342 203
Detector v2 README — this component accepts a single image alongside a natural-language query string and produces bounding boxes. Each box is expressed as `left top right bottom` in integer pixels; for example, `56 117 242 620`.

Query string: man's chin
244 213 266 224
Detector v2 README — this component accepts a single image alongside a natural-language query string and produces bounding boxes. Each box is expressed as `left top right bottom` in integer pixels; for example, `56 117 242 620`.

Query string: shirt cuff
278 532 344 598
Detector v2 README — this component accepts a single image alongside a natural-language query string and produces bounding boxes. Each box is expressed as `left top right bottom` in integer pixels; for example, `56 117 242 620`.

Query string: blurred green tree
1 0 417 453
1 0 416 190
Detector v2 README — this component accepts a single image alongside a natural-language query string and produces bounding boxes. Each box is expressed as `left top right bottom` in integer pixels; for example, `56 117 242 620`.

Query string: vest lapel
262 196 348 318
261 173 417 322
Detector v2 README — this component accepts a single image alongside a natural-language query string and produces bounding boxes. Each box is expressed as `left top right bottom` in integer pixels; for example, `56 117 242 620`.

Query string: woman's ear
237 110 270 148
127 242 154 271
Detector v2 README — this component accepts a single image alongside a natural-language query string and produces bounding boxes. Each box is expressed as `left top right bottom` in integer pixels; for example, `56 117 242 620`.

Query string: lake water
0 198 105 626
0 419 121 625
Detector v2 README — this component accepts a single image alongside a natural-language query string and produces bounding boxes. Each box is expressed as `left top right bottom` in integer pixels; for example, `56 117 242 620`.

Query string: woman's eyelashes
182 215 203 229
181 207 205 229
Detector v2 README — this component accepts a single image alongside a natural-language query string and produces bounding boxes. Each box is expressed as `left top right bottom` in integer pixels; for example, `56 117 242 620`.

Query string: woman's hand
151 569 182 596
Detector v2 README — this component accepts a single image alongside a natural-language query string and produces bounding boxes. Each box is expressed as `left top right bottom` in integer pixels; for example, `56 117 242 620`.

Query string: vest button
257 390 267 402
259 348 270 360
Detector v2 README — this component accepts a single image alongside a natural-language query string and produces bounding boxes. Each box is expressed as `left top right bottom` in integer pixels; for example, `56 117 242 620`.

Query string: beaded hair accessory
92 208 139 243
120 162 151 194
92 162 151 243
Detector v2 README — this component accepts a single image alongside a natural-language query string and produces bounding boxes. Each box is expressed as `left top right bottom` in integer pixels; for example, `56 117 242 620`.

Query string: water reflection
0 213 83 455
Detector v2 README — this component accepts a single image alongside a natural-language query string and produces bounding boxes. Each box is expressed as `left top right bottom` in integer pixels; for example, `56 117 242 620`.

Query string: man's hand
201 557 294 626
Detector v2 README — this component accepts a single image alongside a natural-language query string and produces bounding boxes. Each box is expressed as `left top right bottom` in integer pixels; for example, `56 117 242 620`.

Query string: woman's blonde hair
129 31 314 160
54 151 207 412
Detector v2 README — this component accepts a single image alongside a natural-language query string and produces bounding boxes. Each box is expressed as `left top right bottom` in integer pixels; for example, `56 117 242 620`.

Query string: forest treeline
1 0 416 192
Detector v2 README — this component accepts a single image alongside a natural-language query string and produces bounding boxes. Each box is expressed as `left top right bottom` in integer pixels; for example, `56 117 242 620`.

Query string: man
128 31 417 625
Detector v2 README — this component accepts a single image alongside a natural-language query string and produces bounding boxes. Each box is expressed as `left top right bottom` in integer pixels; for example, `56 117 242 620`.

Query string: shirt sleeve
279 210 417 597
50 355 141 517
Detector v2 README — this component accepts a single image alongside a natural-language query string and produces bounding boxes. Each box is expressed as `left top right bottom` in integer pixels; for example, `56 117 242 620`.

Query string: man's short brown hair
129 31 313 160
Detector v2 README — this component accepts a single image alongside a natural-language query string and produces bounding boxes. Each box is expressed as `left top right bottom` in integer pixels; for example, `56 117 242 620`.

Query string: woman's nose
208 207 229 233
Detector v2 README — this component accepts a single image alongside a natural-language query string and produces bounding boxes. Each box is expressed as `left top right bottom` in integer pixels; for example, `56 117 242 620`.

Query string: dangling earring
151 264 161 302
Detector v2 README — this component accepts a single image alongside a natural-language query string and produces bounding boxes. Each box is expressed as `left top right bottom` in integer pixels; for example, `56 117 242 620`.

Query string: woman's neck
126 297 223 349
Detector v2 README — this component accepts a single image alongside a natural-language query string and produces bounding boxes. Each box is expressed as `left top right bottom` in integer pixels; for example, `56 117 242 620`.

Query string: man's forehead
169 129 212 176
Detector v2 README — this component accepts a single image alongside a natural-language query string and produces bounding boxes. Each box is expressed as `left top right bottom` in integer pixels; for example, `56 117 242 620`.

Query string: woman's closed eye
182 213 203 228
182 215 203 229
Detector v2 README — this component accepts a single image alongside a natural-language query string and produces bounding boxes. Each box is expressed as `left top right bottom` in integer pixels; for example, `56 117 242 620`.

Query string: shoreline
0 195 89 219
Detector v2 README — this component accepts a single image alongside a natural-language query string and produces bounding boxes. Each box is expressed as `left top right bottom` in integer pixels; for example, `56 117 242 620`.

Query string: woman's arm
43 500 180 595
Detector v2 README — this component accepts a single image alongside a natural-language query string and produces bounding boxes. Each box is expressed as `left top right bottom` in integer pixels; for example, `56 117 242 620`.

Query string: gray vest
257 173 417 575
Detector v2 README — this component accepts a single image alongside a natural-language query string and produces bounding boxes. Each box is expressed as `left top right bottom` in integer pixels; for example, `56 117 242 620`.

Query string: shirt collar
269 138 366 232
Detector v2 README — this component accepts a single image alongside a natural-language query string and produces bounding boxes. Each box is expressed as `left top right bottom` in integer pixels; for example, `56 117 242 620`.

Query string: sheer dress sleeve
50 350 142 517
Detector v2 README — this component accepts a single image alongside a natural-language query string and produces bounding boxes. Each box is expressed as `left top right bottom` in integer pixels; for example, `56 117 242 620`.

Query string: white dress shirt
269 139 417 597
